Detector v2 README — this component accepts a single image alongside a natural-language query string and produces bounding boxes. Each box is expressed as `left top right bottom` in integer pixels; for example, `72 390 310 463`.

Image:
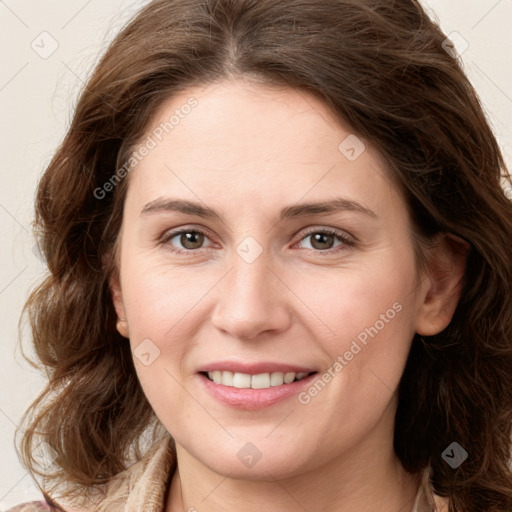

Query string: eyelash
159 226 355 256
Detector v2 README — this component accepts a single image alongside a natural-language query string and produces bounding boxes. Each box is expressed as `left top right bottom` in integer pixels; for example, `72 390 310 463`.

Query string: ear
415 233 469 336
110 272 129 339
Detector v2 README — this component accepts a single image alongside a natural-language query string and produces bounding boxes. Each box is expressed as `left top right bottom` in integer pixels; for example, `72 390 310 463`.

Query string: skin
111 78 465 512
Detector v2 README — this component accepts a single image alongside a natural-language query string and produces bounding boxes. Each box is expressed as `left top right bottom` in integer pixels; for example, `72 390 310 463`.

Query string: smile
197 362 319 409
205 370 313 389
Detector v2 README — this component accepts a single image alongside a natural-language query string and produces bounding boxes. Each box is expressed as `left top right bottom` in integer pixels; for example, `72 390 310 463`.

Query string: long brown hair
18 1 512 510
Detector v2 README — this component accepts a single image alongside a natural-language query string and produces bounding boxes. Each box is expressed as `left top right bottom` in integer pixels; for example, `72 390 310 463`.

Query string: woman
9 0 512 511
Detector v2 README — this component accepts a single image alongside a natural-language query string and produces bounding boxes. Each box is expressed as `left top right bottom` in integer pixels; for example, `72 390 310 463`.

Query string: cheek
290 256 418 450
120 252 217 335
291 253 418 359
293 251 419 417
119 261 211 426
118 255 229 402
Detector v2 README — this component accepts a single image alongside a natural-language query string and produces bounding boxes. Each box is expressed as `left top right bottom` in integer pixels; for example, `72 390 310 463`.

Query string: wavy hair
17 0 512 510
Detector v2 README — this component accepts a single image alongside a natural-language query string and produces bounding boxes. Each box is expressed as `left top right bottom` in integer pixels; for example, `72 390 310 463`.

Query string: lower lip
198 373 317 410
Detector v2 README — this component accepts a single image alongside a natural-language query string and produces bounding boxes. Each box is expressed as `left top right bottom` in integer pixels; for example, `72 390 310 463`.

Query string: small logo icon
134 338 161 366
237 442 263 468
236 236 263 264
442 32 469 58
31 31 59 59
338 134 366 161
32 442 58 469
442 441 468 469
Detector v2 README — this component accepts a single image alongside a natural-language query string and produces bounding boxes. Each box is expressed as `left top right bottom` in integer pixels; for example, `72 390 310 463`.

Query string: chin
183 436 316 481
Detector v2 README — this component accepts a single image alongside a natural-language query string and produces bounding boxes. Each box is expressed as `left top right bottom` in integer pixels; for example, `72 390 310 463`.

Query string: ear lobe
110 273 129 338
415 233 469 336
116 318 130 339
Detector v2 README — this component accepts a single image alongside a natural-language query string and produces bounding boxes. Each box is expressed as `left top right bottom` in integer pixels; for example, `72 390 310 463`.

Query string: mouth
196 364 319 409
202 370 315 389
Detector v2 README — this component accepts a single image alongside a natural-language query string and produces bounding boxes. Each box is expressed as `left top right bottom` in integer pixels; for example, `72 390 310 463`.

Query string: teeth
233 372 251 388
270 372 284 386
221 371 234 386
283 372 295 384
206 371 310 389
251 373 270 389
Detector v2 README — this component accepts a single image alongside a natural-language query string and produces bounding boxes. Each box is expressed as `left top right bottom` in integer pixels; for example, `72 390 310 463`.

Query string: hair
17 0 512 510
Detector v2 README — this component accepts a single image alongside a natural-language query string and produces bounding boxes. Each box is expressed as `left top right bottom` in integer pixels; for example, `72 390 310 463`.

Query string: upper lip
196 361 317 375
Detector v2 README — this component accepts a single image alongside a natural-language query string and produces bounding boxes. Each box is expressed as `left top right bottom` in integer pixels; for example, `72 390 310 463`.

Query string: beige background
1 0 511 508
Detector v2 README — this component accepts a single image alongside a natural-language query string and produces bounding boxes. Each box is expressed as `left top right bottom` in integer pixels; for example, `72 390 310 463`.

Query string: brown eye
296 229 355 254
309 232 336 250
179 231 205 250
162 229 212 253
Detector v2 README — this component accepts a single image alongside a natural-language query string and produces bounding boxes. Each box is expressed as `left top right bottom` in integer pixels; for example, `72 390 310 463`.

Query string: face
111 78 437 480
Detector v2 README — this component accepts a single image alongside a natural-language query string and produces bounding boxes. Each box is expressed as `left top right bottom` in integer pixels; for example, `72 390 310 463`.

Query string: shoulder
6 435 175 512
4 501 55 511
5 434 175 512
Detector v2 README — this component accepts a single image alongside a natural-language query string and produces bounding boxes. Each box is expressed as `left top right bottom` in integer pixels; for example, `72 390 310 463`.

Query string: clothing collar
54 434 445 512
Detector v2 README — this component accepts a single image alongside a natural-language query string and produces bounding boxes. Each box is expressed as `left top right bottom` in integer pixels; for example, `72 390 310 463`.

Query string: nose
210 250 292 341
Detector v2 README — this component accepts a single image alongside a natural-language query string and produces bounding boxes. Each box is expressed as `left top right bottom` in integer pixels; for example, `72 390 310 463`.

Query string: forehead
125 78 404 219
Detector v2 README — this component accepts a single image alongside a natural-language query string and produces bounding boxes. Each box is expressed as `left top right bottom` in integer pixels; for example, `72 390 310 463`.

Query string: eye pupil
171 230 342 253
181 232 204 249
311 232 334 250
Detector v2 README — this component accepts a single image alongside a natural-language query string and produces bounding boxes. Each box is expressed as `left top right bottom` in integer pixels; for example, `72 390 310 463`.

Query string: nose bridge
211 239 290 339
228 233 274 296
229 241 278 311
232 248 272 300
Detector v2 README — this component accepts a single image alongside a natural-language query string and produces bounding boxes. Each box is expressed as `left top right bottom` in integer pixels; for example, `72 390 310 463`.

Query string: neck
167 420 421 512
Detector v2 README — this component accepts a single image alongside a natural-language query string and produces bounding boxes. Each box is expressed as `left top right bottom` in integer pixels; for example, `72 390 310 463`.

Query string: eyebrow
140 197 377 221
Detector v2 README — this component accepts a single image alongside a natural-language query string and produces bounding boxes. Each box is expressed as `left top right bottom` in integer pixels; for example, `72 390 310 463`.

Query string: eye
161 228 214 253
295 228 355 254
160 227 355 255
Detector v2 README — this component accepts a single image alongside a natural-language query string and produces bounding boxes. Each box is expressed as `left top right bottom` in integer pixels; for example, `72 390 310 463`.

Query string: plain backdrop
1 0 511 508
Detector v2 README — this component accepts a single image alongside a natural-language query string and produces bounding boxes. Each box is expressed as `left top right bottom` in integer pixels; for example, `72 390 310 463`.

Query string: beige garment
8 434 447 512
7 434 176 512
